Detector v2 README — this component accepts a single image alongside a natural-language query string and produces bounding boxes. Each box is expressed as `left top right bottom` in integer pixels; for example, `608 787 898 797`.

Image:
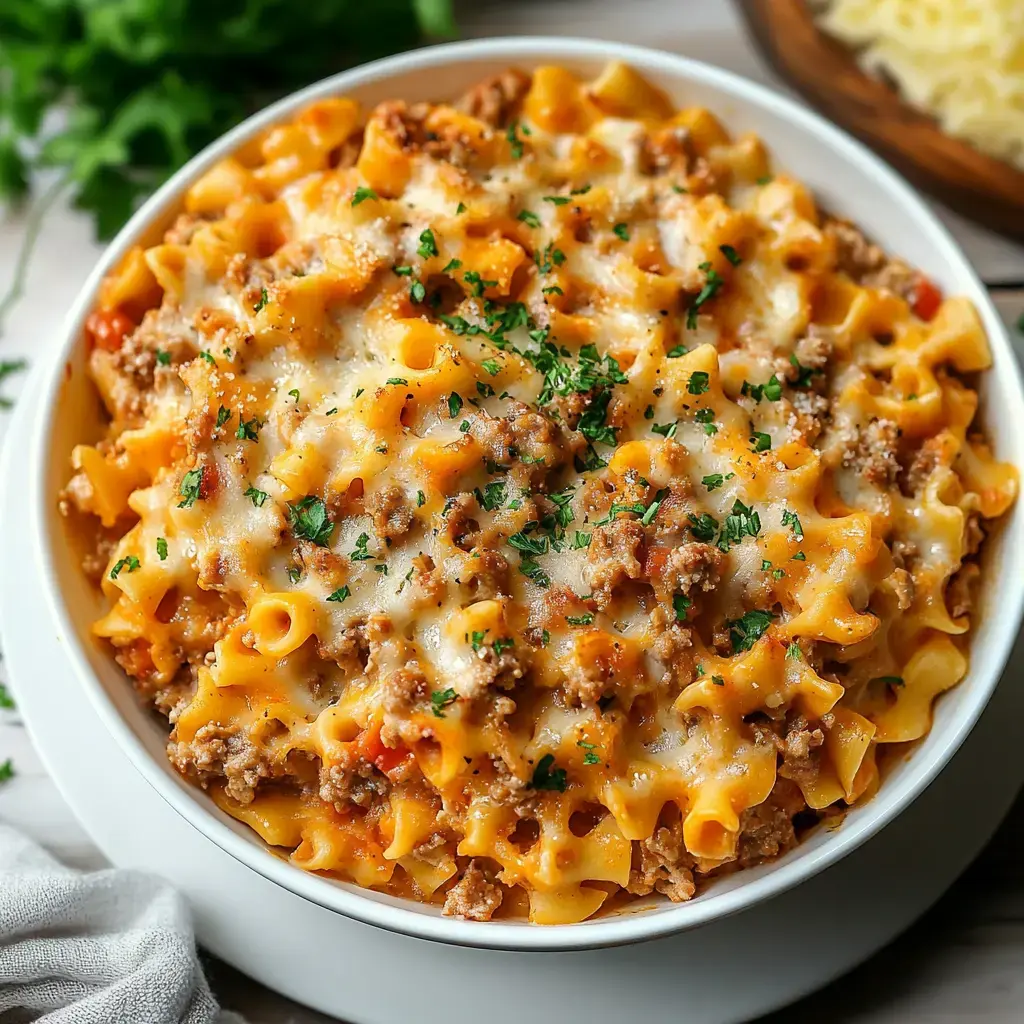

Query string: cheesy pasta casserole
62 62 1017 924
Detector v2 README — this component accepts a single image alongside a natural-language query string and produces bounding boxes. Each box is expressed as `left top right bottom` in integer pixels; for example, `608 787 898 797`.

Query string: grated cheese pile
817 0 1024 170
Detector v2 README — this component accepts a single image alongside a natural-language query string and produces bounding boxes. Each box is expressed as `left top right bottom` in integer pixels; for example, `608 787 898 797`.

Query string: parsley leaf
349 532 373 561
448 392 463 418
673 593 691 621
417 228 438 259
351 186 378 206
253 288 269 313
727 609 774 652
517 209 541 228
431 688 458 718
156 537 168 560
531 753 567 791
287 496 334 547
177 468 204 509
244 485 268 508
327 585 351 603
686 261 724 329
612 222 630 241
782 509 804 538
110 554 140 579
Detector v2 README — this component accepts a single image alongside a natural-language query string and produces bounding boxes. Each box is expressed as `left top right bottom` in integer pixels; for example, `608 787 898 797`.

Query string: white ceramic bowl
28 37 1024 952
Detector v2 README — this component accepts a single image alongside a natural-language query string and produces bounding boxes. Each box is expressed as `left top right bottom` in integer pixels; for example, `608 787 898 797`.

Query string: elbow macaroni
61 62 1016 925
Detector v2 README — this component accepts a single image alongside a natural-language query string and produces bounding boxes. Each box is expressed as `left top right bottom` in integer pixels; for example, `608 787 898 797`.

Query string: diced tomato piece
85 309 135 351
357 723 410 775
911 276 942 322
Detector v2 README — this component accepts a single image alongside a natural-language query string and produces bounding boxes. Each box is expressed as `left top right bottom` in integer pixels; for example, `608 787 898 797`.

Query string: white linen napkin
0 823 244 1023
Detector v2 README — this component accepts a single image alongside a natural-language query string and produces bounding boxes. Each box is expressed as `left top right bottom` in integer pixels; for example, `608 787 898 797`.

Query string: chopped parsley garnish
456 202 467 214
506 120 530 159
386 377 408 386
577 389 617 446
417 228 438 259
519 558 551 587
542 285 563 296
571 184 592 195
177 468 204 509
792 550 807 561
757 174 774 185
727 609 774 652
109 554 140 579
476 381 495 398
393 265 413 276
448 392 463 418
492 637 515 656
459 419 470 433
288 389 300 403
688 512 718 541
0 759 14 783
702 473 725 491
215 406 231 428
571 531 591 549
327 407 338 415
155 350 171 366
469 630 488 652
481 358 501 376
672 593 691 621
374 563 388 575
686 261 724 329
786 642 802 660
544 195 571 206
235 413 262 441
517 209 541 228
719 499 761 551
351 186 378 206
612 222 630 241
582 749 601 765
431 688 458 718
156 537 168 561
287 496 334 547
0 684 14 710
410 280 426 303
531 753 567 792
750 431 772 452
442 258 462 274
666 344 688 358
719 244 742 266
712 676 725 686
641 488 670 525
475 481 507 511
789 352 821 388
508 530 548 557
535 243 566 274
873 675 904 687
244 485 268 508
566 613 594 626
695 408 718 434
742 374 783 402
327 585 350 603
687 371 710 395
253 288 269 313
286 566 301 584
198 350 216 366
782 509 804 538
416 490 426 508
349 532 373 561
463 270 497 297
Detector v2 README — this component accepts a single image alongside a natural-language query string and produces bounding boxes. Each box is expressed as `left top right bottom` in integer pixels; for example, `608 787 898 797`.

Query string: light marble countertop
2 1 1024 1020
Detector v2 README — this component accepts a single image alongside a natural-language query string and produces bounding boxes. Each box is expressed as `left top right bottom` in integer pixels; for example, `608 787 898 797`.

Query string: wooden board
736 0 1024 243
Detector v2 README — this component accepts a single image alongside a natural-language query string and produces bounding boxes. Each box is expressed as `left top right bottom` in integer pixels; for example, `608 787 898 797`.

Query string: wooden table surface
2 1 1024 1020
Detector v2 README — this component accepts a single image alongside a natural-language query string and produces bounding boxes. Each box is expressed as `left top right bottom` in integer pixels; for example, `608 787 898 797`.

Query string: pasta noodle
61 62 1016 925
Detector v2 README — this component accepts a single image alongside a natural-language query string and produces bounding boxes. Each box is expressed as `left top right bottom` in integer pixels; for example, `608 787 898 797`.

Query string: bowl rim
29 34 1024 952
